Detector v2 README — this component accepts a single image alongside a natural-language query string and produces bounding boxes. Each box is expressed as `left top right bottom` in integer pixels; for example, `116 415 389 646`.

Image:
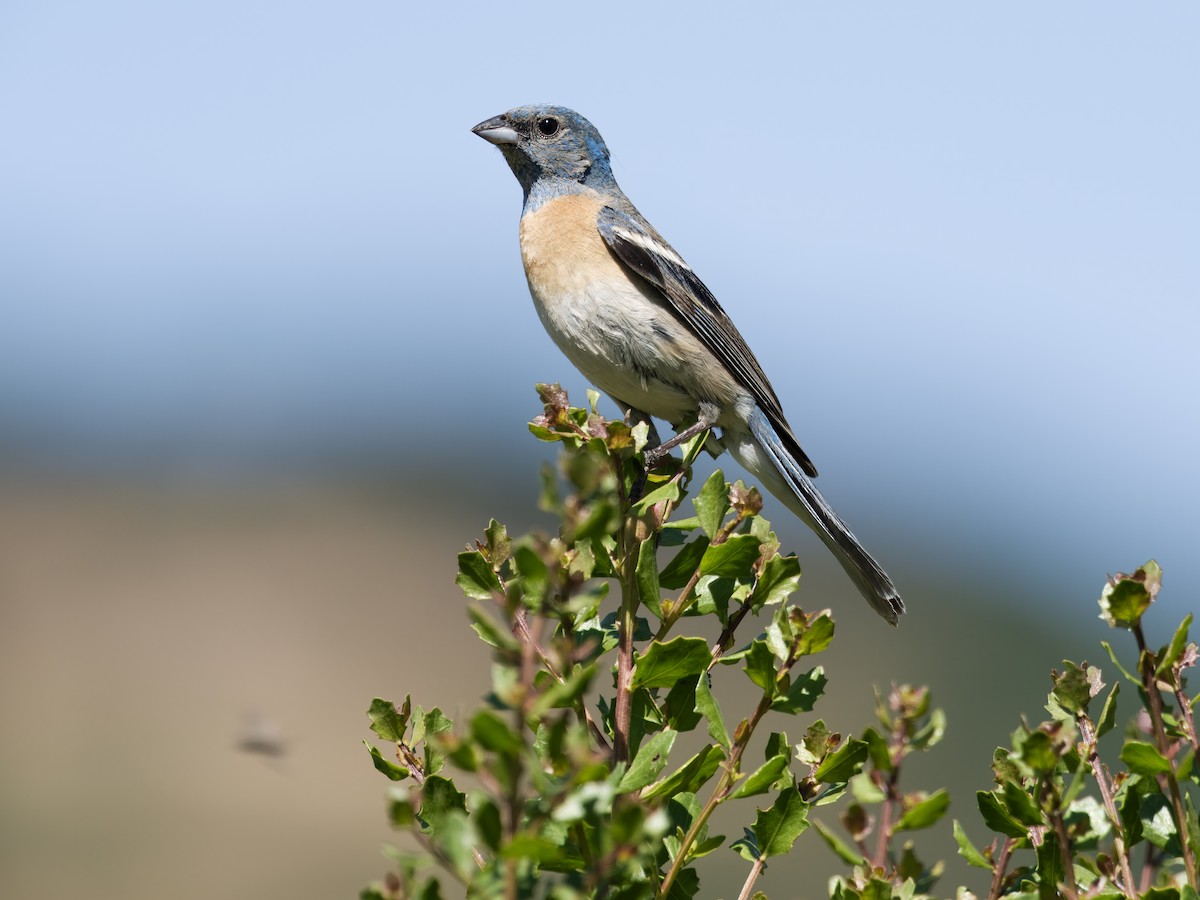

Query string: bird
472 104 904 625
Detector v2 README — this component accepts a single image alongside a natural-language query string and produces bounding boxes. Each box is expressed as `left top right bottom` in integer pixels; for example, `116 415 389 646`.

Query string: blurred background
2 2 1197 898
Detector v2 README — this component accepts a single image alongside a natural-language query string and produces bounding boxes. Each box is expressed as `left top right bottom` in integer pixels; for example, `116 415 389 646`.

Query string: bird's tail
729 410 905 625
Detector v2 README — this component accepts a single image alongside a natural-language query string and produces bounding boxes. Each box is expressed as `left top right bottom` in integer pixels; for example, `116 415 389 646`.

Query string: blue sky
1 2 1197 613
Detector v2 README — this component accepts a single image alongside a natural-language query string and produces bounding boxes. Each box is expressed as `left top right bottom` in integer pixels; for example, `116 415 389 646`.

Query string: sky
1 0 1197 612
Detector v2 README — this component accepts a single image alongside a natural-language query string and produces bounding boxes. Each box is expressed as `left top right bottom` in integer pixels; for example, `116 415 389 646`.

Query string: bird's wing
596 205 818 477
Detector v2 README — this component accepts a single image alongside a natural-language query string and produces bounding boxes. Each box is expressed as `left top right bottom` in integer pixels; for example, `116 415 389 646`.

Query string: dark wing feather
596 205 818 478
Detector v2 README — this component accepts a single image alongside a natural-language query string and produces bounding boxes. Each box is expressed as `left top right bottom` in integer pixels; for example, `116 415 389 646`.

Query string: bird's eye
536 116 560 137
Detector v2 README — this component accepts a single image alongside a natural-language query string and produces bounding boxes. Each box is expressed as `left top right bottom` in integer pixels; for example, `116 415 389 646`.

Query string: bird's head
472 105 613 198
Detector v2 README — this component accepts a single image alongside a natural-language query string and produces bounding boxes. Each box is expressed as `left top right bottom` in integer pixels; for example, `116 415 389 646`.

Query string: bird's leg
642 402 719 470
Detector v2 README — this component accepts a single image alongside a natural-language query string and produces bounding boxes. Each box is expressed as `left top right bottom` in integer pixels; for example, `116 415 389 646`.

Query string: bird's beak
471 114 519 146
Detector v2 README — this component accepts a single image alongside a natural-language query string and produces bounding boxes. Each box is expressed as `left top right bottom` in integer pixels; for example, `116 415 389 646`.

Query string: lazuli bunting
472 105 904 625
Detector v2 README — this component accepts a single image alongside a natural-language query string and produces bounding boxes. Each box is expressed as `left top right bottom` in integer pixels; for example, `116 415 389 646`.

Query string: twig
1134 624 1198 888
736 857 767 900
1078 715 1136 898
987 837 1017 900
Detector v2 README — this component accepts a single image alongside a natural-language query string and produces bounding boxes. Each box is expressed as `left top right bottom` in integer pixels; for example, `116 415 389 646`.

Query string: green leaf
663 677 702 733
694 469 729 539
1101 640 1141 686
911 707 947 751
1140 792 1181 850
630 479 682 515
976 789 1027 838
1121 739 1172 775
795 612 835 657
365 741 409 781
1002 779 1044 827
636 538 663 619
747 553 802 611
617 728 677 792
1034 828 1064 892
529 663 597 717
730 827 760 862
1098 561 1160 629
1156 613 1194 677
469 709 523 758
813 818 866 865
953 819 992 869
742 639 777 692
467 607 519 651
368 697 408 742
1013 730 1059 776
815 738 868 784
1050 661 1104 718
455 550 502 600
732 754 792 799
861 727 892 774
659 537 710 590
642 744 725 800
418 774 467 829
482 518 511 563
632 637 711 689
894 789 950 831
698 533 762 579
752 786 811 857
1096 682 1120 737
771 666 827 714
695 672 730 750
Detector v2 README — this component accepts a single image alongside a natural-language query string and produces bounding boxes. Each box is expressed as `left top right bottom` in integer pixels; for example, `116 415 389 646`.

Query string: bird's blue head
472 105 615 207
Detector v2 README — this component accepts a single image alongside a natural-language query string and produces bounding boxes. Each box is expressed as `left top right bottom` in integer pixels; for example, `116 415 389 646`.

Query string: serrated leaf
1121 739 1172 775
772 666 827 714
642 744 725 800
659 537 710 590
618 728 677 792
1051 661 1104 718
752 786 811 857
1099 562 1159 628
694 469 729 539
695 672 730 750
894 789 951 831
732 754 792 799
977 789 1027 838
953 819 992 869
748 553 802 611
418 774 467 830
815 738 868 784
368 697 407 742
1002 779 1044 826
796 612 835 657
365 741 409 781
455 550 502 600
632 637 711 689
699 533 763 579
742 639 777 692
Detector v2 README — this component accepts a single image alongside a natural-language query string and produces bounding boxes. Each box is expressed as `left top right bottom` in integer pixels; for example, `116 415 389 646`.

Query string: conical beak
471 114 519 146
